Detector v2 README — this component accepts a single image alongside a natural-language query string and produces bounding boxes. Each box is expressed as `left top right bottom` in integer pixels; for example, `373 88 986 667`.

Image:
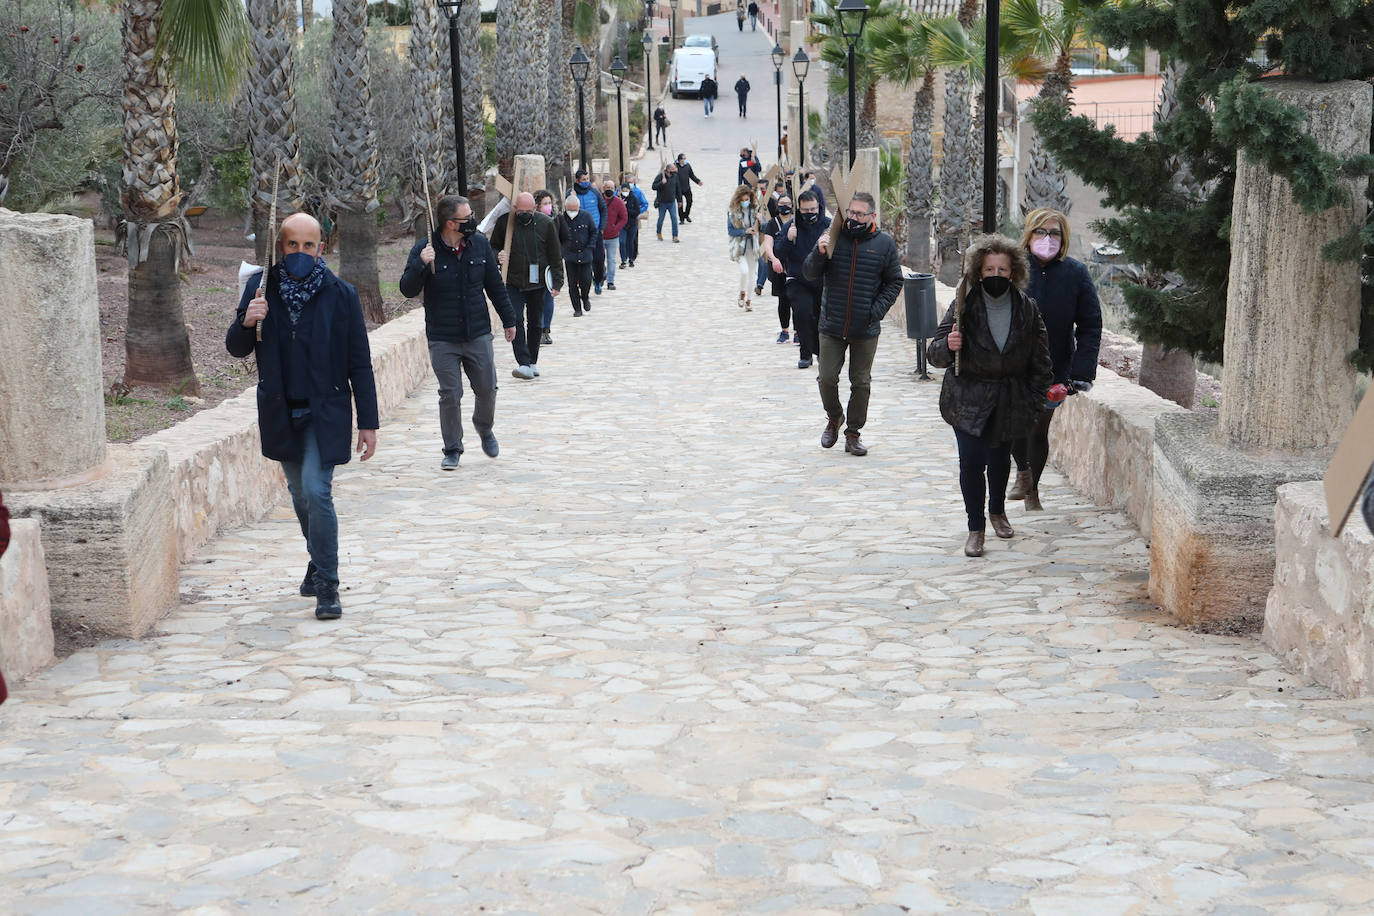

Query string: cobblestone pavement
7 18 1374 916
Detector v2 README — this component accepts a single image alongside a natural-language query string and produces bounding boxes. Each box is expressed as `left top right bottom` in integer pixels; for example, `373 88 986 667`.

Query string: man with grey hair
492 191 564 379
400 194 518 471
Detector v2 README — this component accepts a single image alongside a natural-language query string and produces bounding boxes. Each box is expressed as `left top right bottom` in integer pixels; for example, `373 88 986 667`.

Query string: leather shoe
299 561 317 597
315 587 342 620
844 434 868 456
964 530 985 557
820 416 841 449
989 513 1014 538
480 433 499 458
1024 490 1043 511
441 452 460 471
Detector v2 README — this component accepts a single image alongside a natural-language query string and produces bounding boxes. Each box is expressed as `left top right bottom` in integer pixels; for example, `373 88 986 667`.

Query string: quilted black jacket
801 227 903 340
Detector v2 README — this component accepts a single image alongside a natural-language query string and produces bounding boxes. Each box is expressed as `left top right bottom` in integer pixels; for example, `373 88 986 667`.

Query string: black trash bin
903 271 938 340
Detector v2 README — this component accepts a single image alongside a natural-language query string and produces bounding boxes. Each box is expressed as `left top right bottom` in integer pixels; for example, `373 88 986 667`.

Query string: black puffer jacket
558 210 599 265
652 172 678 207
802 226 903 339
399 231 516 343
773 213 831 285
926 287 1054 443
1027 253 1102 384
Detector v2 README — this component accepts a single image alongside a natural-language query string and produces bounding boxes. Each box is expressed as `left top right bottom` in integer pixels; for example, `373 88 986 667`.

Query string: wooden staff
418 150 435 273
953 277 966 377
255 154 281 342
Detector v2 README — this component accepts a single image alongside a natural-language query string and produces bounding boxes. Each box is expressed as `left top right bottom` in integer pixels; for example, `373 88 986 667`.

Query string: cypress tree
1029 0 1374 368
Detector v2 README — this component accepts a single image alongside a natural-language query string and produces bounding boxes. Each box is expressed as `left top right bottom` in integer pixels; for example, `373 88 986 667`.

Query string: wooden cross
1325 393 1374 535
493 154 545 284
824 155 876 259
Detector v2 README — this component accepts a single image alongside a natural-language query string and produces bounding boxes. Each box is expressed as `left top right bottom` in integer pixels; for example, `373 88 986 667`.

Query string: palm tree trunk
336 212 383 323
495 0 550 178
120 0 198 394
859 79 879 151
247 0 304 265
300 0 313 31
826 86 847 164
936 67 973 285
905 72 935 272
460 0 486 192
544 0 573 188
410 0 448 228
1020 58 1072 215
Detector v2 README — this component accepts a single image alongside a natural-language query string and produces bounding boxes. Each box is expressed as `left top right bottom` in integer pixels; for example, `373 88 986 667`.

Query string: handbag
663 118 671 128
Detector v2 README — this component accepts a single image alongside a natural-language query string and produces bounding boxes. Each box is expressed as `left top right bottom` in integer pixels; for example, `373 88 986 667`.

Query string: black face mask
778 207 793 216
604 189 615 198
843 218 869 236
980 275 1012 298
798 212 818 225
457 217 477 237
515 211 534 226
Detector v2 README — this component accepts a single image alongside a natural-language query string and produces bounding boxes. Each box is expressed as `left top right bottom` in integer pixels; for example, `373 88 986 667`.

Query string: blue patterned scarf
276 256 327 327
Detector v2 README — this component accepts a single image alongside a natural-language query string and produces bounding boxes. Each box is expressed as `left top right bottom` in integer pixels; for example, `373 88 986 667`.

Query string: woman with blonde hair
927 235 1056 557
726 183 761 310
1007 208 1102 510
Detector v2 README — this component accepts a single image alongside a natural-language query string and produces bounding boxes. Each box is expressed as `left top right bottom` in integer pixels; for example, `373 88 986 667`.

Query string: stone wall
0 519 54 683
1264 481 1374 697
1047 366 1187 537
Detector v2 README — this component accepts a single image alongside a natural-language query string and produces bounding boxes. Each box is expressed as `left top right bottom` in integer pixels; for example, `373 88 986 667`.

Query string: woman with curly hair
726 183 761 311
927 235 1057 557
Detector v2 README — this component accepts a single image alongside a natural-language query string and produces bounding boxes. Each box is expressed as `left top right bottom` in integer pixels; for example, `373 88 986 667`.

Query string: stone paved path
7 17 1374 916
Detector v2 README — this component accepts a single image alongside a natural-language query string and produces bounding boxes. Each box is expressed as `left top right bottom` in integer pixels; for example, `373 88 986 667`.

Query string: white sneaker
512 365 534 380
531 365 541 377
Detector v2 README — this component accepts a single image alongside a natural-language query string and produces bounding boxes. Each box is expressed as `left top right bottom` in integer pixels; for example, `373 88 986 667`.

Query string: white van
670 47 716 98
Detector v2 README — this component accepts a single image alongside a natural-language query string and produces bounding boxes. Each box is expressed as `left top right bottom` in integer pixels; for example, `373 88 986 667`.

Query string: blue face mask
282 251 316 279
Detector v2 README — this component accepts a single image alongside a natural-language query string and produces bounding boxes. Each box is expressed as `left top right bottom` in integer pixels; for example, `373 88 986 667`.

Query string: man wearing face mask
571 168 607 294
228 212 379 620
600 179 628 290
558 194 598 316
803 192 903 455
491 192 565 379
759 194 793 344
774 190 830 369
618 177 644 269
400 194 518 472
653 163 680 241
675 153 703 223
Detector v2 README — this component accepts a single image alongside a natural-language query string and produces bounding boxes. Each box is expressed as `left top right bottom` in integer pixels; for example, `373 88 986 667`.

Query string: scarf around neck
276 256 327 327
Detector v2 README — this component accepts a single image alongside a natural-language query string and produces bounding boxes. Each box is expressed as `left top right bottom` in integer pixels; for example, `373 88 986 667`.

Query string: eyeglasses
845 209 872 219
1031 227 1063 239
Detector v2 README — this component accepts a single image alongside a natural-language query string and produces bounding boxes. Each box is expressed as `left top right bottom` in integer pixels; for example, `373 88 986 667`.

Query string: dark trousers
682 187 694 219
1010 408 1057 489
592 233 606 285
818 333 878 435
507 284 546 367
655 123 667 143
565 261 593 314
620 222 640 263
787 281 821 360
428 336 496 456
954 429 1012 532
738 92 747 116
776 285 791 329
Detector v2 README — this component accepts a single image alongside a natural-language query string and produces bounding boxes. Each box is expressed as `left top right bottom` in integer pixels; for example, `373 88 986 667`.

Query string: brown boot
844 433 868 456
820 416 842 449
1024 489 1043 511
989 513 1014 539
1007 469 1031 500
964 530 985 557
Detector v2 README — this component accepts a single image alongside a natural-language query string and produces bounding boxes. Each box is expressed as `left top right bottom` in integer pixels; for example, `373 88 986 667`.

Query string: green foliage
878 145 903 221
574 2 599 46
208 147 251 211
156 0 251 101
368 0 414 26
809 0 900 96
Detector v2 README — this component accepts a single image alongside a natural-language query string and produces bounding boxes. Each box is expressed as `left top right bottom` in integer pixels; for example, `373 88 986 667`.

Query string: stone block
1148 412 1325 632
0 209 105 486
0 519 55 683
368 309 432 420
7 444 178 639
1048 366 1187 537
1263 481 1374 697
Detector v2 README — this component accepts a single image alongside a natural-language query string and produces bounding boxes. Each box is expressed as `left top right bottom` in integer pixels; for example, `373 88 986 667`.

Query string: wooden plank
1325 391 1374 535
824 155 875 258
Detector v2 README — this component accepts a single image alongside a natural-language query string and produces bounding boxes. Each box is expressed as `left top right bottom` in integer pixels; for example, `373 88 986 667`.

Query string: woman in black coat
928 235 1056 557
1008 208 1102 510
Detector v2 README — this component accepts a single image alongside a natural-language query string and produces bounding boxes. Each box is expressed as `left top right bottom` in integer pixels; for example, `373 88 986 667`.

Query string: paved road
4 16 1374 916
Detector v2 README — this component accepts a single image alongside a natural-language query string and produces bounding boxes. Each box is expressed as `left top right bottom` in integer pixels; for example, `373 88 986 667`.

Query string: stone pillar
778 0 794 47
0 210 105 488
1149 79 1372 633
1218 80 1369 452
672 6 685 49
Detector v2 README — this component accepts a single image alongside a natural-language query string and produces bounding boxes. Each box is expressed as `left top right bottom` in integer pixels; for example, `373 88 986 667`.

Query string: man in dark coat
400 194 517 471
700 75 718 117
558 194 599 315
652 163 680 241
734 75 751 117
773 189 830 369
491 192 565 379
675 153 703 223
227 213 379 620
802 191 903 456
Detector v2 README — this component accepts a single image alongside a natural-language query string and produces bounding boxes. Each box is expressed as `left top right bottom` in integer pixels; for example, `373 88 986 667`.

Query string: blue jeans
542 289 554 330
953 428 1012 532
703 95 714 116
280 414 339 590
604 237 619 284
656 203 678 238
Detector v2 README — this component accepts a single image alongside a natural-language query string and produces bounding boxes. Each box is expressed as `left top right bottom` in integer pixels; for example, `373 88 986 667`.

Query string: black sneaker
315 587 342 620
299 561 318 597
606 282 616 290
541 330 553 345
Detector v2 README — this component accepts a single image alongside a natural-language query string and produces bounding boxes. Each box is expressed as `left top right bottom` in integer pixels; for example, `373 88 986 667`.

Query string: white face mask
565 210 578 219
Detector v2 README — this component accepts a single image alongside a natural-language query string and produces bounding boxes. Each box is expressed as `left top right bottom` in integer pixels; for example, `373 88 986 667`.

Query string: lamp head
771 43 784 70
791 46 810 81
569 45 591 84
836 0 869 42
610 55 627 86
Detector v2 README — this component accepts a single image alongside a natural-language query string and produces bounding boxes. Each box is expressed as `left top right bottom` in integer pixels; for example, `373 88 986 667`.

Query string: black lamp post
438 0 468 194
569 46 591 175
668 0 678 50
611 56 627 175
771 43 784 162
643 30 655 151
835 0 868 168
982 0 998 231
792 47 809 170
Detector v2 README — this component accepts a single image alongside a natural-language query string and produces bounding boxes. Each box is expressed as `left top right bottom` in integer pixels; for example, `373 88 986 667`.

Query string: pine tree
1029 0 1374 367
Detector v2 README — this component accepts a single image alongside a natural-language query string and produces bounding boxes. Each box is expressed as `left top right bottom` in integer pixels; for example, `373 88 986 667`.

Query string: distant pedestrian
747 0 759 30
736 0 746 30
228 212 379 620
621 173 649 267
558 194 598 316
676 153 703 223
773 189 830 369
759 195 792 342
653 162 681 241
401 194 519 471
1006 208 1102 511
726 184 761 311
535 189 557 345
491 192 565 380
654 104 669 143
572 168 607 294
803 191 903 458
927 234 1055 558
735 75 750 117
737 147 762 186
700 75 717 117
600 178 628 290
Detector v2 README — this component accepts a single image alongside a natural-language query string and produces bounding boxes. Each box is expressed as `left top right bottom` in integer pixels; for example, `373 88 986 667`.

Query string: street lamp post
981 0 998 231
836 0 869 169
611 56 627 176
438 0 468 194
569 46 591 175
668 0 678 50
792 47 809 170
643 30 655 151
771 43 784 162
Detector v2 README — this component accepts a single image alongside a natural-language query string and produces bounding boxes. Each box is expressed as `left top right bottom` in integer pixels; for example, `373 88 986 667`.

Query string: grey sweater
985 290 1013 352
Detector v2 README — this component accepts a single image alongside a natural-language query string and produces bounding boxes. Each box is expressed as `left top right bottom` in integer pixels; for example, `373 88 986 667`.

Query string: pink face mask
1030 235 1060 261
539 203 554 216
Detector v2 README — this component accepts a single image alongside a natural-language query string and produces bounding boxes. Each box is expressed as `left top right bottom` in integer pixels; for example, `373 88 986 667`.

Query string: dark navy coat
1026 253 1102 384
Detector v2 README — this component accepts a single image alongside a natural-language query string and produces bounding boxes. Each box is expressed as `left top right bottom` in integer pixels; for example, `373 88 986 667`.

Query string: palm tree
543 0 574 188
928 0 979 285
409 0 449 236
809 0 897 164
494 0 550 178
328 0 383 323
246 0 305 266
869 12 944 271
1003 0 1096 215
459 0 486 191
120 0 248 393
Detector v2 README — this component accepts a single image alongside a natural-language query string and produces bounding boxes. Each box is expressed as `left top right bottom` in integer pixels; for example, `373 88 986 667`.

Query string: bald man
227 212 379 621
491 192 563 379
